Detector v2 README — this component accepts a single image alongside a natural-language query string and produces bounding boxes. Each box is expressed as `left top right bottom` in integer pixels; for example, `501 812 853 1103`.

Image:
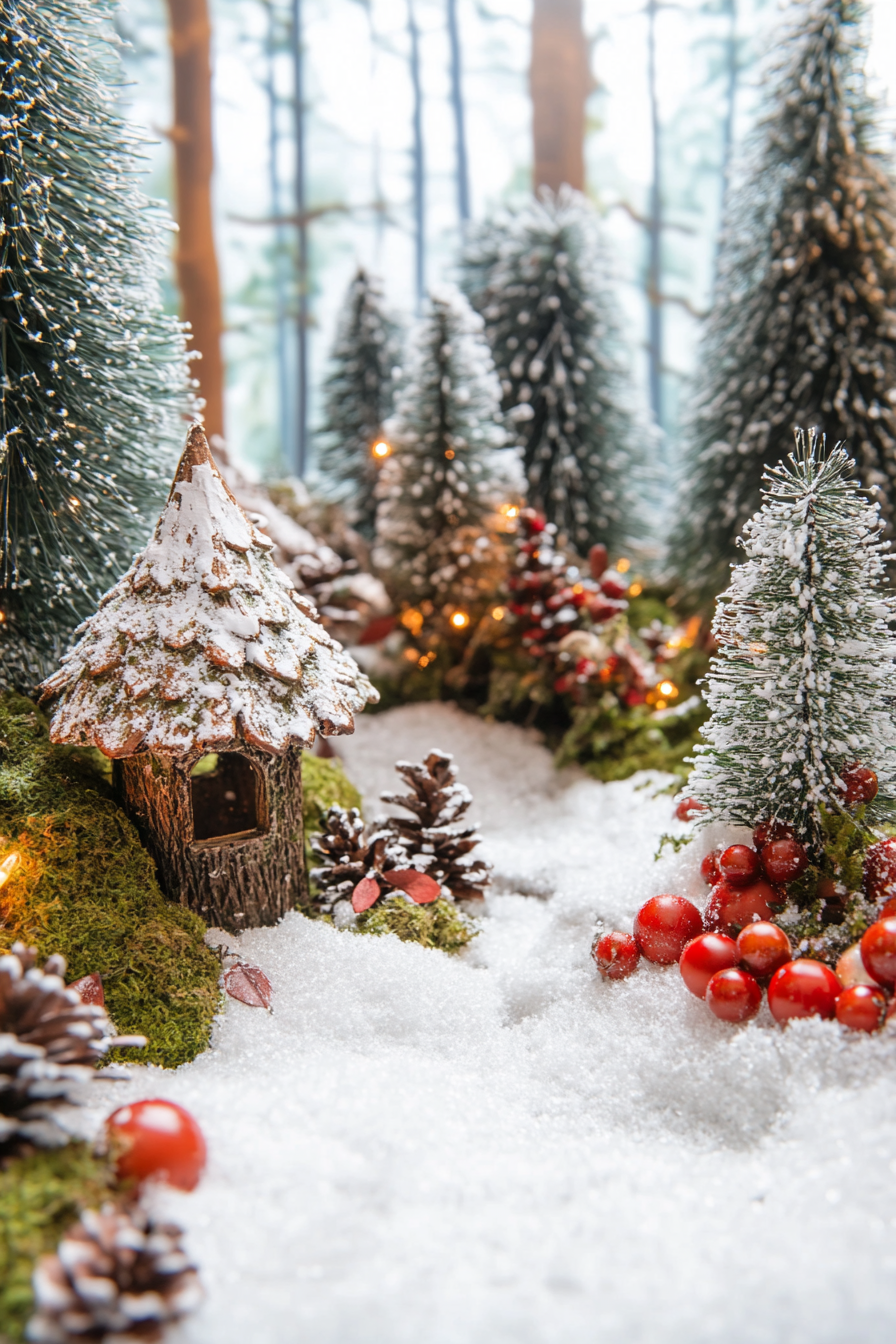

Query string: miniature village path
88 704 896 1344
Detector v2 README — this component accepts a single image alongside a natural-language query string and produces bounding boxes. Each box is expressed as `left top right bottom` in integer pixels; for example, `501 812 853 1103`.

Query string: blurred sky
118 0 896 480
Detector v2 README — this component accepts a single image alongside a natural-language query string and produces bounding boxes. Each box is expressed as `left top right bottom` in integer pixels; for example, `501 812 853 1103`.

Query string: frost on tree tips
689 429 896 849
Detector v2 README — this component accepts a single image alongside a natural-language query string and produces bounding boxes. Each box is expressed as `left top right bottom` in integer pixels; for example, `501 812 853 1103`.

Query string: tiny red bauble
679 933 738 999
767 960 841 1024
107 1099 207 1191
718 845 761 887
835 942 880 989
600 571 629 600
700 850 722 886
704 878 782 936
705 968 762 1023
736 922 792 978
588 543 609 580
860 918 896 988
863 838 896 902
592 930 640 981
836 984 887 1033
880 896 896 919
675 797 706 823
752 818 794 851
633 895 703 965
839 764 878 806
761 838 808 885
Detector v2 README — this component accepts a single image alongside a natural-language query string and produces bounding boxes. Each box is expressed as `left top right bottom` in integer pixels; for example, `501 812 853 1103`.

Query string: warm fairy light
0 611 5 623
403 647 419 662
401 607 424 637
616 558 631 573
0 852 20 890
491 606 506 620
628 582 643 597
450 611 470 629
654 700 667 710
70 496 80 508
417 650 437 668
500 504 519 517
658 680 678 698
445 449 455 460
372 440 391 459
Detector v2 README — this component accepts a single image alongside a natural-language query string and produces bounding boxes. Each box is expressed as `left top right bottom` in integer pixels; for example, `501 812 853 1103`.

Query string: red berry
704 878 782 936
736 922 792 978
679 933 738 998
860 917 896 988
718 844 761 887
700 849 722 886
588 597 626 624
835 983 887 1033
588 543 609 580
863 838 896 902
760 837 808 885
752 818 795 851
592 930 640 981
767 960 841 1023
705 968 762 1023
839 764 878 806
675 796 706 823
835 942 881 989
107 1099 207 1191
600 571 629 600
881 896 896 919
633 895 703 965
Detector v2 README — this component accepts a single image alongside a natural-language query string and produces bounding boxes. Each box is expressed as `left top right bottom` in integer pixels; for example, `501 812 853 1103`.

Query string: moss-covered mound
0 1144 116 1343
0 693 220 1068
556 696 709 783
356 896 477 952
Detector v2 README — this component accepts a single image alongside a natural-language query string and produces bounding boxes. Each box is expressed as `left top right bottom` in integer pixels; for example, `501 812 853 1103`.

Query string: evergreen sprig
689 429 896 850
0 0 189 689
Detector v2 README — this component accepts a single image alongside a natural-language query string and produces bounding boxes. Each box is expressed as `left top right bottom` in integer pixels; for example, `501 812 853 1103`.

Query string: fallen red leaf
224 962 272 1009
351 876 382 913
384 869 442 904
69 973 104 1006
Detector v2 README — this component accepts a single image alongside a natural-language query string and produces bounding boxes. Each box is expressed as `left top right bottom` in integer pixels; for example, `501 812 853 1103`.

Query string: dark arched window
190 753 267 844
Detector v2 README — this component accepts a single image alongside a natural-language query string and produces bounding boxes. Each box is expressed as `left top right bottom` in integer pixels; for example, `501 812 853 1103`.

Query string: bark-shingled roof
39 425 379 757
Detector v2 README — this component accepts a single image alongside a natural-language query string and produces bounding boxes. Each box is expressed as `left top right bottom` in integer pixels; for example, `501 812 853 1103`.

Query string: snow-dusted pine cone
27 1201 202 1343
309 806 406 913
382 750 491 900
0 943 146 1151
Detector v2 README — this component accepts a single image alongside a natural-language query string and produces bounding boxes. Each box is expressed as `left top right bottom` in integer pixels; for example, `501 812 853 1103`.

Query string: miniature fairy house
39 425 378 930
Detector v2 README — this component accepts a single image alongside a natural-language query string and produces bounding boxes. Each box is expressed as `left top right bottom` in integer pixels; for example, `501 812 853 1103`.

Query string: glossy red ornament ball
705 968 762 1023
736 922 792 978
752 818 794 851
760 838 808 885
860 918 896 988
700 849 722 886
835 983 887 1033
839 764 878 806
633 895 703 965
767 960 841 1023
718 844 761 887
592 930 640 981
107 1099 207 1191
880 896 896 920
835 942 880 989
863 838 896 902
704 877 782 936
679 933 738 999
675 797 706 823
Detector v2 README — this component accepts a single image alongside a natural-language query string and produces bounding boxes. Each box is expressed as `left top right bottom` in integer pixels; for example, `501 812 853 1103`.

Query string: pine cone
28 1201 202 1343
382 751 491 900
0 944 146 1152
309 807 406 913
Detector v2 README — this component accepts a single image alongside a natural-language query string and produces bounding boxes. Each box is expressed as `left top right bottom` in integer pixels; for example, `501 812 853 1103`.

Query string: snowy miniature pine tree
672 0 896 598
373 287 508 623
688 429 896 851
318 268 401 537
462 187 639 553
0 0 189 690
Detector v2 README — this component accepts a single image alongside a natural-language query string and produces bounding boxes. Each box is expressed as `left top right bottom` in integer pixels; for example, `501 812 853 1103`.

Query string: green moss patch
0 1144 115 1343
356 896 477 952
556 697 709 782
301 751 363 868
0 693 220 1068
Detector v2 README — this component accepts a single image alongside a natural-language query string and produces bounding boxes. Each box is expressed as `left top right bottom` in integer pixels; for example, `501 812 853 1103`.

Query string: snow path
91 704 896 1343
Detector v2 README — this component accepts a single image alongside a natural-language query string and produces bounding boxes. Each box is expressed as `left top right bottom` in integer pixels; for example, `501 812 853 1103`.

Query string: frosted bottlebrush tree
0 0 190 688
462 187 638 552
374 287 507 626
689 430 896 852
318 268 401 537
673 0 896 597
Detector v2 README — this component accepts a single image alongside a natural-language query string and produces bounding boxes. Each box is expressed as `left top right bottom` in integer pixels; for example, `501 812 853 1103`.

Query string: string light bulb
450 611 469 629
372 440 391 459
658 680 678 698
0 852 20 890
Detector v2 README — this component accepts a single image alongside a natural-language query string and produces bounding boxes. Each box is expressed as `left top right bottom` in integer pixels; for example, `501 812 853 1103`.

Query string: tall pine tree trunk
530 0 589 193
408 0 426 310
646 0 663 430
291 0 309 476
165 0 225 445
447 0 470 226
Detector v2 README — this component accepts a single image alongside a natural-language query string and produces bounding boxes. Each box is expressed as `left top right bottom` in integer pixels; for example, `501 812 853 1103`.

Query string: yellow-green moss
356 896 477 952
0 1144 115 1343
301 751 363 868
0 694 220 1068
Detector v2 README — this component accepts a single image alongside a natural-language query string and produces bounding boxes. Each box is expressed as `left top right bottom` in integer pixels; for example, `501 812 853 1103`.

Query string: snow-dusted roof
39 426 379 757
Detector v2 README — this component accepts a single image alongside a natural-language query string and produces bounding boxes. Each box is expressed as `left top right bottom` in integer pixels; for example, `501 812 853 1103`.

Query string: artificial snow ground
90 704 896 1343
